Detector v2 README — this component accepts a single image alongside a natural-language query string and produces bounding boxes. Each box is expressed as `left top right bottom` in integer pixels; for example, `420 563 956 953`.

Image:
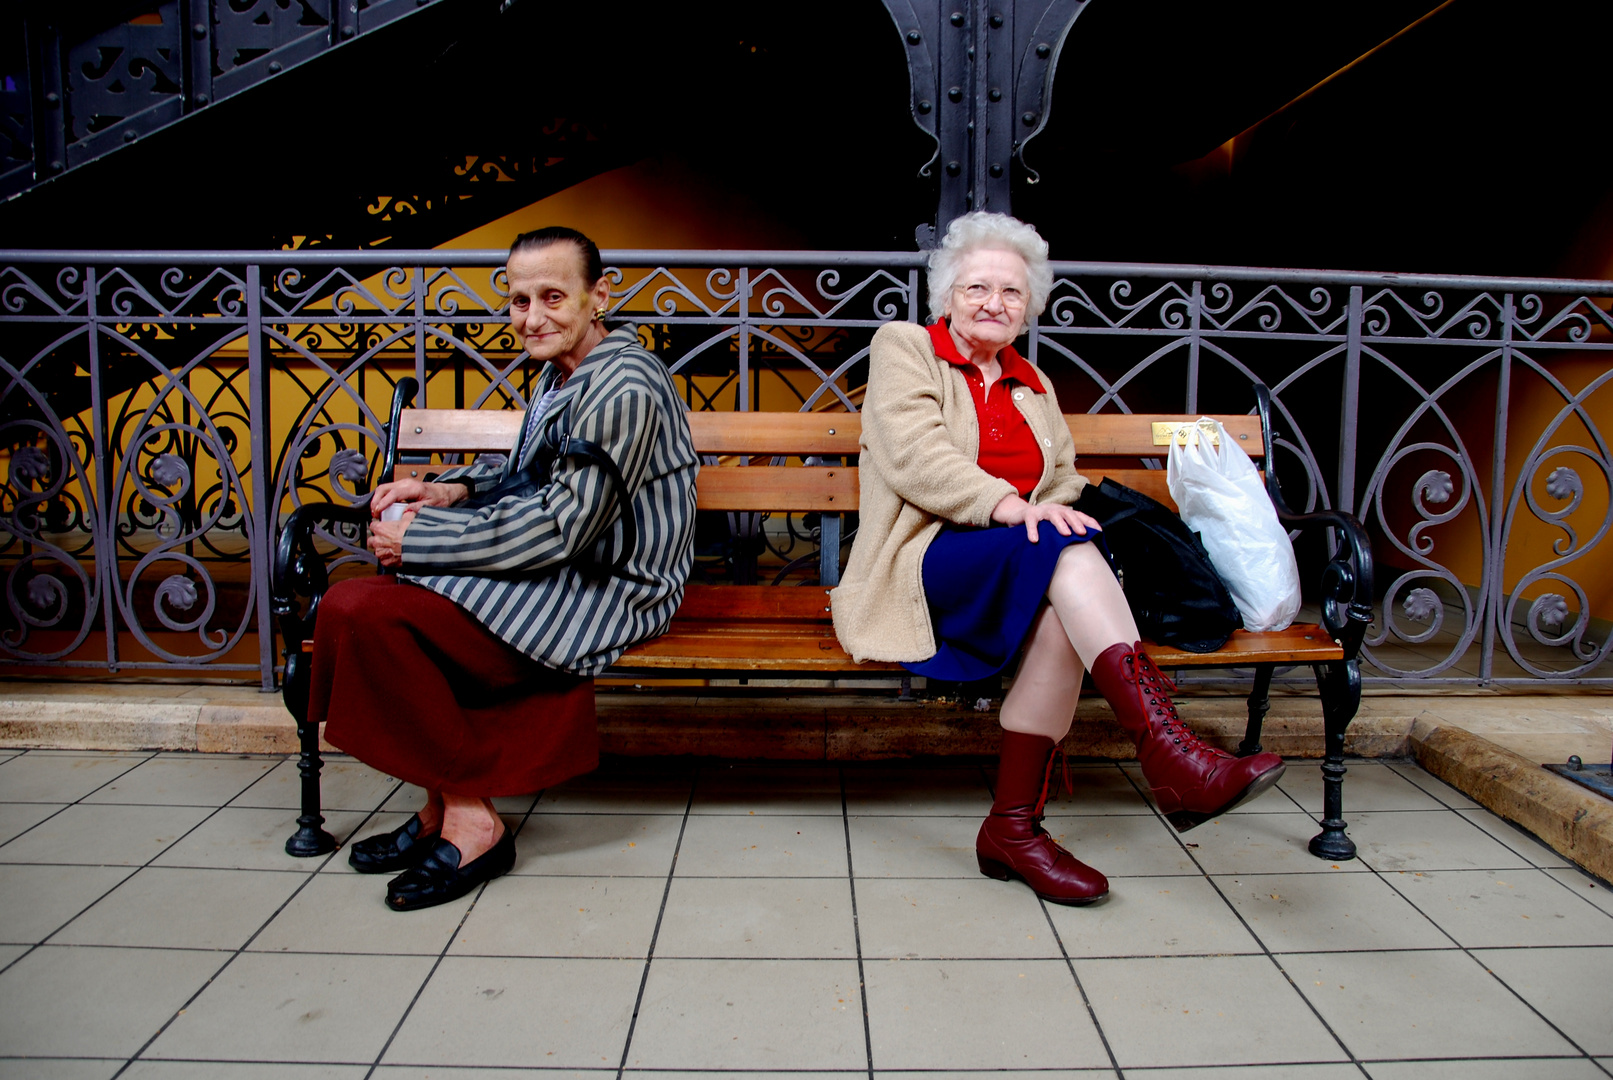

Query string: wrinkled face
506 242 610 370
944 247 1031 355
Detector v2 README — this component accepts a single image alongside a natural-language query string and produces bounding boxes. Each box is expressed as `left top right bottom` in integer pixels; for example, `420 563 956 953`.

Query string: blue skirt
903 523 1106 683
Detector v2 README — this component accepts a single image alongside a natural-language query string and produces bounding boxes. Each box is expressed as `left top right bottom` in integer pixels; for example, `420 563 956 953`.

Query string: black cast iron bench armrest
270 499 371 857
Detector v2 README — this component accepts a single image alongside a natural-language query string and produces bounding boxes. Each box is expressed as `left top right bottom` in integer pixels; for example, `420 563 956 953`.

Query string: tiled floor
0 748 1610 1079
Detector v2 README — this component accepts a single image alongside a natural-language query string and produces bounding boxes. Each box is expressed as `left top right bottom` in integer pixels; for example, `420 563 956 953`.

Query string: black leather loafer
385 829 516 911
348 815 440 874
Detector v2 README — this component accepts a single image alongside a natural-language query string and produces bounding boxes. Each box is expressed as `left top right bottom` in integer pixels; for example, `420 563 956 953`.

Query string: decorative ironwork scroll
2 249 1609 689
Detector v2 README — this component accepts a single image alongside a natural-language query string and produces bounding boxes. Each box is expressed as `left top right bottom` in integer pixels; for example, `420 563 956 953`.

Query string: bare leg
999 603 1084 742
414 789 446 833
440 792 504 863
1045 541 1139 664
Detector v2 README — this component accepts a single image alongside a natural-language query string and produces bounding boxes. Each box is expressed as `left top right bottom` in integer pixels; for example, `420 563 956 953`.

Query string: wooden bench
273 379 1373 862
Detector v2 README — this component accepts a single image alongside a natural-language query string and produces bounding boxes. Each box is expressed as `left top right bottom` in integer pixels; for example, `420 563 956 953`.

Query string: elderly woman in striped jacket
308 227 699 911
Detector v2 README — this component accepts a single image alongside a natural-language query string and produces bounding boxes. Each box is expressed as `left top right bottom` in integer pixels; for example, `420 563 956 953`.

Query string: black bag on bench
1075 477 1242 653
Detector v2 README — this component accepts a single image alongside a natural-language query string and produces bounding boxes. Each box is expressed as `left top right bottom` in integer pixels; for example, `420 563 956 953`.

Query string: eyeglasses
955 282 1028 308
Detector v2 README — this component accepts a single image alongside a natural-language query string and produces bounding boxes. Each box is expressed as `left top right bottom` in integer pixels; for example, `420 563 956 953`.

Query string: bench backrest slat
687 411 862 456
694 466 856 512
1068 414 1264 458
389 410 1265 514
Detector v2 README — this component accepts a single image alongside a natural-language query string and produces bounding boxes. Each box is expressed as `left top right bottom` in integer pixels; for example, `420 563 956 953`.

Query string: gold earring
594 306 608 321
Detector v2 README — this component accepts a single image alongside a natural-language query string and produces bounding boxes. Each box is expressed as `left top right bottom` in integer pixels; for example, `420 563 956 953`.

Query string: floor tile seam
1346 1052 1605 1063
32 778 295 961
613 771 700 1080
1355 856 1543 874
1137 764 1371 1075
1454 945 1613 1062
1353 853 1515 952
1383 762 1479 811
530 810 693 817
110 808 356 1080
1033 867 1124 1078
103 937 262 1080
841 765 875 1080
1448 808 1588 874
504 872 693 879
1375 864 1613 926
0 751 159 853
1281 934 1612 1062
360 879 500 1078
1018 756 1137 1079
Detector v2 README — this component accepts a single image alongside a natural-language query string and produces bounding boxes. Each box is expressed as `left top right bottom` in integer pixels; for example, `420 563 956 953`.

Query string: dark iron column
882 0 1089 242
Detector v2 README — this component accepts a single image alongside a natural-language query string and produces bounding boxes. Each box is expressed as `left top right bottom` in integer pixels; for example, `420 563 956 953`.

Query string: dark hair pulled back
508 227 604 287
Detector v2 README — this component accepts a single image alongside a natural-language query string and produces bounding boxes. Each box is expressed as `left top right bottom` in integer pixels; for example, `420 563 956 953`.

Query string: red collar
927 321 1045 392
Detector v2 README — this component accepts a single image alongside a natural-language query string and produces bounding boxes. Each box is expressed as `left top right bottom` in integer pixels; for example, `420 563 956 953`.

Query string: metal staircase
2 0 482 202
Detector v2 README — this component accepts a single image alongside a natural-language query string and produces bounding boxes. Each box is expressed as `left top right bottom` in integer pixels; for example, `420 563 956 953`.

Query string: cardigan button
1043 437 1052 446
1013 391 1024 400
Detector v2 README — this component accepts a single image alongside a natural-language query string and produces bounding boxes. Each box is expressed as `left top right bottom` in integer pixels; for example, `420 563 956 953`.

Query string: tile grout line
1219 760 1609 1073
1360 769 1613 1070
841 763 875 1080
613 767 698 1080
357 788 545 1080
1120 759 1373 1077
1361 856 1610 1069
1025 758 1126 1080
0 748 165 980
0 749 288 985
104 768 392 1078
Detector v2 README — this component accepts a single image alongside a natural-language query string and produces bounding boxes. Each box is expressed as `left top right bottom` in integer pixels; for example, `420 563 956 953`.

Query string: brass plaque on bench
1152 420 1222 447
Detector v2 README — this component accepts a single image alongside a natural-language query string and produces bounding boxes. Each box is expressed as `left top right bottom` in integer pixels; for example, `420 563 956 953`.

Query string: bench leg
1307 659 1360 861
282 651 336 858
1239 663 1275 756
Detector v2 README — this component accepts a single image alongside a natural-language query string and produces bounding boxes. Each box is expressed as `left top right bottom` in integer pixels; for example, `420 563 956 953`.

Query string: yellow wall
440 157 810 252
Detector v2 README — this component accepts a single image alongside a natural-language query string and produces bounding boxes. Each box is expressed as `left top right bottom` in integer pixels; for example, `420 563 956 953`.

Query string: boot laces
1123 646 1219 756
1031 743 1075 819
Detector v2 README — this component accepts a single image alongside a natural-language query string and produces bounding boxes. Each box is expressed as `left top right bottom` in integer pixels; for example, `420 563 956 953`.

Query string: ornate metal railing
2 249 1609 688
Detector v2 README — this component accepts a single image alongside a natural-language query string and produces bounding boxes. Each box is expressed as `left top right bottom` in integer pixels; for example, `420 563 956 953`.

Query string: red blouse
927 320 1046 497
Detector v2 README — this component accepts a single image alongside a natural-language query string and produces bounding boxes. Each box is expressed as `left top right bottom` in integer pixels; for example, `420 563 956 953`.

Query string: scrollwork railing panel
1 252 1607 686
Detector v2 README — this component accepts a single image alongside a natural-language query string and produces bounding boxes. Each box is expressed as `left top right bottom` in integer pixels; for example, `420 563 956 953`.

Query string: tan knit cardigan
830 321 1089 663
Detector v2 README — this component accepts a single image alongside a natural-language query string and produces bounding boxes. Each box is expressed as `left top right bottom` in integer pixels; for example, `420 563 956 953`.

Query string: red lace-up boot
1090 641 1286 831
976 730 1109 905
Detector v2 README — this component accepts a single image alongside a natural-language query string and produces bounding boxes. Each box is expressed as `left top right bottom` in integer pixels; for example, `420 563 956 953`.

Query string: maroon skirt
307 574 597 797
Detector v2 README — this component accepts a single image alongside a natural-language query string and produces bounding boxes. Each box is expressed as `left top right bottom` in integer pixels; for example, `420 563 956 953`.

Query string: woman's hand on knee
993 494 1101 543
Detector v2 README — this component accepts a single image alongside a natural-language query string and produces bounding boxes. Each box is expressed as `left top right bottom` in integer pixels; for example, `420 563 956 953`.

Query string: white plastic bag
1166 418 1300 632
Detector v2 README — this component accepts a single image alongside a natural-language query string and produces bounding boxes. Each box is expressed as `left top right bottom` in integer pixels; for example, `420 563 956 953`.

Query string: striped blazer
399 325 699 675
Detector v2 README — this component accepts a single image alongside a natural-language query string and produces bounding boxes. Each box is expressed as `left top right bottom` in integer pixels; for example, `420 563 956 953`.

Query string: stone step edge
1410 717 1613 885
0 692 1417 759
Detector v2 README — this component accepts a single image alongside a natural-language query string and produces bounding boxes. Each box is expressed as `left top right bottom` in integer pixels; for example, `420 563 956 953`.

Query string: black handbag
1074 477 1242 652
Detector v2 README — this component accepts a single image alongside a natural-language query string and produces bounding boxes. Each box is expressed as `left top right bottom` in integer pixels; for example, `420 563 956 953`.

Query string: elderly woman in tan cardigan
831 212 1286 905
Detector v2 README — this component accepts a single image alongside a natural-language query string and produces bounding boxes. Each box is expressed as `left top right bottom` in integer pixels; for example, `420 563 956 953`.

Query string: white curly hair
926 211 1053 323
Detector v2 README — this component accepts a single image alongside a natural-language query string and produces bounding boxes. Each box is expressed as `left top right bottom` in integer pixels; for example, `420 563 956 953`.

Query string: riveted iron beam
882 0 1087 236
